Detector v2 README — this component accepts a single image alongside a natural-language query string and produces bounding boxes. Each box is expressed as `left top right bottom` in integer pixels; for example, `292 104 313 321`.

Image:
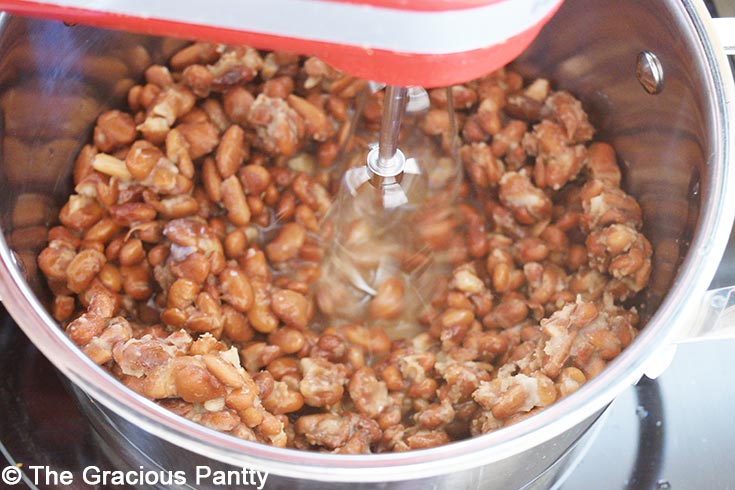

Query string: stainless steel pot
1 0 733 488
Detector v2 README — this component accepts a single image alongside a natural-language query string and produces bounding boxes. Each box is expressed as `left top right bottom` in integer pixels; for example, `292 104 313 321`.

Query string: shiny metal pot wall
0 0 733 488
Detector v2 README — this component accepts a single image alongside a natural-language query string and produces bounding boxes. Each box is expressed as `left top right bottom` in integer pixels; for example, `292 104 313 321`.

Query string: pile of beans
38 43 652 453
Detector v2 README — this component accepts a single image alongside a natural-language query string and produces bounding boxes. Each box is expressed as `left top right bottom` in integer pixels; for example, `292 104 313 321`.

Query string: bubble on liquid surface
635 405 648 419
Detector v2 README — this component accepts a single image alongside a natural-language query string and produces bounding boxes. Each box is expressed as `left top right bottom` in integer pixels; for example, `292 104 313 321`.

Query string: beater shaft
378 86 408 165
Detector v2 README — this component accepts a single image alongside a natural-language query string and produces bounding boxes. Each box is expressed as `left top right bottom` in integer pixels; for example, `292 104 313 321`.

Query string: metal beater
343 86 422 209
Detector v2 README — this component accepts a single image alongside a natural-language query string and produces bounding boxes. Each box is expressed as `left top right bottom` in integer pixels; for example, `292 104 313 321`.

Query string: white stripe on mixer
21 0 562 54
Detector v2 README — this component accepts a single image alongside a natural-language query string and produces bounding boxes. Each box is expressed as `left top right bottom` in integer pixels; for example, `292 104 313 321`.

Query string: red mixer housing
0 0 563 87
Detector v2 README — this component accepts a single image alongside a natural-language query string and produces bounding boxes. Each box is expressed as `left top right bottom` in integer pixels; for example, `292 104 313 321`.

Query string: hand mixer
0 0 564 332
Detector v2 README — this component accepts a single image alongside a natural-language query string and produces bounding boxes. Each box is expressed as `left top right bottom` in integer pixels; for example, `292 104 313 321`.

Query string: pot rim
1 0 734 482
